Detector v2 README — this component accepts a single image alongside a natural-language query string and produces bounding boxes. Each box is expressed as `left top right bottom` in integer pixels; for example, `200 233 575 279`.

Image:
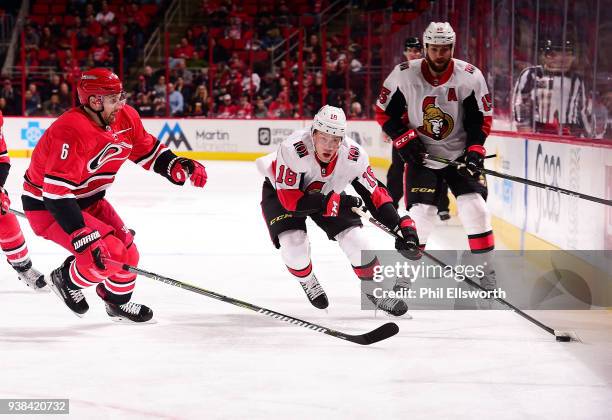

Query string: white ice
0 160 610 419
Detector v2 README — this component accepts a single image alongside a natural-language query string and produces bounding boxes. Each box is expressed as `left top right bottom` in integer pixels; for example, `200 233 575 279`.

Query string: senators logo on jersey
417 96 454 141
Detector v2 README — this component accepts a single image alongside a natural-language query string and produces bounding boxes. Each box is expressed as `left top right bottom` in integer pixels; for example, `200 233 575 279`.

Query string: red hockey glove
0 187 10 215
168 157 208 187
70 227 110 272
322 192 362 217
393 129 425 165
394 215 421 260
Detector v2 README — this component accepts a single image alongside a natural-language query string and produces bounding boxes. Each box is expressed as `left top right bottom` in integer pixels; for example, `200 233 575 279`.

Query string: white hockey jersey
376 58 492 169
256 128 391 212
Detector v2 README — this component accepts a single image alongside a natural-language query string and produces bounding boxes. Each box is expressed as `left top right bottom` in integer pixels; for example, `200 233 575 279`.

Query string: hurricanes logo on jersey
417 96 454 141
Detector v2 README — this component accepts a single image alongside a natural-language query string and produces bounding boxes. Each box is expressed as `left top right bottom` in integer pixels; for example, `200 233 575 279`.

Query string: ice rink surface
0 160 610 419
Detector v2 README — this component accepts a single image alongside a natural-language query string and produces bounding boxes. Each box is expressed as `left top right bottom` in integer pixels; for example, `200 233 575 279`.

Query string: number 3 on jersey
276 165 297 186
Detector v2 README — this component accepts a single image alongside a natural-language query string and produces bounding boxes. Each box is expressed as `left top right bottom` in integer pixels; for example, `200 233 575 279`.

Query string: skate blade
109 316 157 324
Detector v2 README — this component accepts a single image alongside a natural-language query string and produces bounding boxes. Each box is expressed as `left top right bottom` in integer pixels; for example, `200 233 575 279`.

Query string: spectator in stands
236 94 253 118
174 77 191 106
24 90 41 116
193 26 208 50
173 59 194 86
58 82 72 110
211 38 231 63
216 93 237 118
24 25 40 51
189 85 209 117
28 83 42 110
225 16 242 40
42 74 62 100
40 50 60 73
1 80 19 115
77 26 94 51
268 91 292 118
135 92 155 117
168 83 184 116
153 96 166 117
89 36 111 67
42 93 64 117
96 1 115 26
262 27 283 51
253 96 268 118
242 69 261 95
174 38 195 60
349 101 365 119
154 75 167 98
39 26 57 50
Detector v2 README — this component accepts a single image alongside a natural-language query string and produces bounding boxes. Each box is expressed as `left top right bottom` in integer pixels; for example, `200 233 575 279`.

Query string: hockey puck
556 335 571 342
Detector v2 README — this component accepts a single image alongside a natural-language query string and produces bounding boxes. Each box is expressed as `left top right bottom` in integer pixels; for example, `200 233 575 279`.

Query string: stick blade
348 322 399 345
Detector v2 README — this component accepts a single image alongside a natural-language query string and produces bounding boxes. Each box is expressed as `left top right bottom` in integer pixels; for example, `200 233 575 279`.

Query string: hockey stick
9 208 398 345
351 206 576 342
106 259 399 345
422 153 612 206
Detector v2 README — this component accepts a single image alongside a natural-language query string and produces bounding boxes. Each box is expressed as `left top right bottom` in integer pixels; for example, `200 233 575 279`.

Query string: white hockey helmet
423 22 456 50
311 105 347 139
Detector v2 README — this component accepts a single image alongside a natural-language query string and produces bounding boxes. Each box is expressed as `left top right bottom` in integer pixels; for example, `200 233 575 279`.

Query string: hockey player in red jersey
257 105 419 317
21 68 207 322
0 111 46 291
375 22 497 290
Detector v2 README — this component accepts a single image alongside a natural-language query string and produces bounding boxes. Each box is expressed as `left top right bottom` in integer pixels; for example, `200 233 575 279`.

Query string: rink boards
3 116 611 250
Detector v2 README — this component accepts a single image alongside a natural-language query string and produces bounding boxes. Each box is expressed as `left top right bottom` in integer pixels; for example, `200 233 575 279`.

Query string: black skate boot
299 274 329 309
46 257 89 316
13 260 48 292
364 293 409 317
96 284 154 323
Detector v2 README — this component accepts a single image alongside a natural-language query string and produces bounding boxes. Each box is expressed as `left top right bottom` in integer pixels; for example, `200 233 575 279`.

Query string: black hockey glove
394 215 421 260
322 192 362 217
460 145 486 178
393 129 425 165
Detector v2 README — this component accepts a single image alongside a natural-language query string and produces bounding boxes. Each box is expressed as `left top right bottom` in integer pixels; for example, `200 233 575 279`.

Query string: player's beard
426 55 451 74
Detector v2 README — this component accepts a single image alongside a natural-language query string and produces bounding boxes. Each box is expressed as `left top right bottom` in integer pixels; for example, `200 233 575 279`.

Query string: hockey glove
322 192 362 217
168 157 208 187
393 129 425 165
70 227 110 272
0 187 10 215
394 215 421 260
460 145 486 178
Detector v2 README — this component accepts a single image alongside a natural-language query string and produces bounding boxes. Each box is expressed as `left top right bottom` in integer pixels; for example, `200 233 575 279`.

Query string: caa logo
21 121 47 147
258 128 271 145
158 123 192 150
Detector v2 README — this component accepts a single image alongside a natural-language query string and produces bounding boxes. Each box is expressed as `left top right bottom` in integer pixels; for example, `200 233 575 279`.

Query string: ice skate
46 258 88 317
299 274 329 309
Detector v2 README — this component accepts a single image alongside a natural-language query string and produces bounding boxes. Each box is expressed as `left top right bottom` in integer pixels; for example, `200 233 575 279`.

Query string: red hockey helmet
77 68 123 105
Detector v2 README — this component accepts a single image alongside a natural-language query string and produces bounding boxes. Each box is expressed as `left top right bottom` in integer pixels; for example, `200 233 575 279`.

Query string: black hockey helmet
404 36 422 50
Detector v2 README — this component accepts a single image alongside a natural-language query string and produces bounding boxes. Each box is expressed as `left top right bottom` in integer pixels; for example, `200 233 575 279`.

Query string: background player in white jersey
383 36 450 220
375 22 497 289
256 105 419 316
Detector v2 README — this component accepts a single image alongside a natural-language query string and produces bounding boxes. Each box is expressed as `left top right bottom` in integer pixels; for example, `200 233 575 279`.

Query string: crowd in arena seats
0 0 159 116
126 0 387 119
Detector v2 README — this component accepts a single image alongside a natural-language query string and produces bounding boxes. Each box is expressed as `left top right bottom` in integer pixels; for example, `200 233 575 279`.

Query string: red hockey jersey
23 105 166 204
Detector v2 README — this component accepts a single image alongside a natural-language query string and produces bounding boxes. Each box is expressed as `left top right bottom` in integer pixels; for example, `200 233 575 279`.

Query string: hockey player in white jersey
375 22 497 290
256 105 419 316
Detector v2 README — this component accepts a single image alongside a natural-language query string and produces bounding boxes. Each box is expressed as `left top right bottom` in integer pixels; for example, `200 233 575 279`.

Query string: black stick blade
347 322 400 345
